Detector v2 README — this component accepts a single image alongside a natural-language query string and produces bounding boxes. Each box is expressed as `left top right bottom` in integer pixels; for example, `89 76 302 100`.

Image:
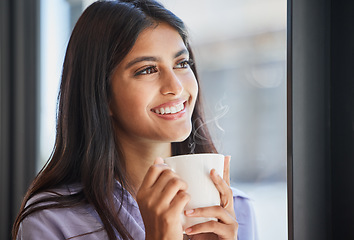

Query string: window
38 1 287 239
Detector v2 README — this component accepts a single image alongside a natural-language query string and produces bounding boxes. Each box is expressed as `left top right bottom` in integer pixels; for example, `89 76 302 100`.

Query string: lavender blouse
17 181 258 239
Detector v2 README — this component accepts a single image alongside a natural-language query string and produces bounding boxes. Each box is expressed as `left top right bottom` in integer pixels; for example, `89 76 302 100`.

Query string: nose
160 70 183 96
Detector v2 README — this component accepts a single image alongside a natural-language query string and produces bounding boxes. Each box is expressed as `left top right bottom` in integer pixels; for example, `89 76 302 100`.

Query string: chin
170 128 192 142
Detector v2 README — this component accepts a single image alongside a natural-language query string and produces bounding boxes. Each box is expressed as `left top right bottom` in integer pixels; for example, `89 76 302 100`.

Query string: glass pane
39 0 287 239
38 0 71 169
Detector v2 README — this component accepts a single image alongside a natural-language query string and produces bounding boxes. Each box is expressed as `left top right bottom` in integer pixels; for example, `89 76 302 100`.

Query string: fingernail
185 209 194 215
185 227 192 233
154 157 164 164
156 163 168 166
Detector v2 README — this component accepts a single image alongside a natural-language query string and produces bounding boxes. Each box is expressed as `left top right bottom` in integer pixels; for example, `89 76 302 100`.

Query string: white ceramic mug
164 153 224 230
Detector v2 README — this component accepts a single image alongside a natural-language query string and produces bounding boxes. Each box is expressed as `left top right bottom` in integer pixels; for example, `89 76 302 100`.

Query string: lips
151 101 185 115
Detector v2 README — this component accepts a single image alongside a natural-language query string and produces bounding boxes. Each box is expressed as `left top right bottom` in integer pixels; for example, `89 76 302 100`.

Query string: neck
118 136 172 198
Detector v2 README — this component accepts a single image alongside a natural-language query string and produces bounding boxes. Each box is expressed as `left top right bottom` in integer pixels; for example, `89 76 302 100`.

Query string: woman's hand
137 157 190 240
183 156 238 240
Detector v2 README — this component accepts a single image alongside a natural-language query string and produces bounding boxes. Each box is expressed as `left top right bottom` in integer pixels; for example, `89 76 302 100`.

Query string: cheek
112 84 154 118
192 78 199 98
185 73 199 104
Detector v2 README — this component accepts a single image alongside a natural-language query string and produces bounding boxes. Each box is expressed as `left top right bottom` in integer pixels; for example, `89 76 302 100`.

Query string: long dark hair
13 0 217 239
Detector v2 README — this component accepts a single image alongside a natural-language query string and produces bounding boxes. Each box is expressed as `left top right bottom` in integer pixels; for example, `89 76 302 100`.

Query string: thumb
154 157 164 165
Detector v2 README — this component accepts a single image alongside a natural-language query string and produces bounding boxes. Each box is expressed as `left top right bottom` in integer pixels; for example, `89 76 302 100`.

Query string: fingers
223 155 231 186
210 168 233 210
184 206 238 238
137 157 197 239
185 219 238 238
137 157 189 208
139 157 169 189
154 169 188 203
185 205 236 224
182 155 237 239
170 190 190 215
137 157 190 239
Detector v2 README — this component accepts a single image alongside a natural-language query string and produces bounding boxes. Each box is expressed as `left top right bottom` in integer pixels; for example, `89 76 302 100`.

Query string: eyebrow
125 56 159 69
174 49 189 59
124 48 189 70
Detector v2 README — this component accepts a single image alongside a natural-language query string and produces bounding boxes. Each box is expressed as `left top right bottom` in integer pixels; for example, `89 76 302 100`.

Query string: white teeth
153 102 185 115
177 103 183 111
170 106 177 114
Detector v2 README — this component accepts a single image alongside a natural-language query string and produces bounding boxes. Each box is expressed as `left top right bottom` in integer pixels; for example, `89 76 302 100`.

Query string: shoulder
17 184 106 240
26 184 76 206
231 186 259 240
231 186 255 224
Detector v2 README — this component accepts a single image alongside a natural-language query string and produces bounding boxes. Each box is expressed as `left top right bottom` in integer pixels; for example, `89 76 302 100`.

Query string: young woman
13 1 257 239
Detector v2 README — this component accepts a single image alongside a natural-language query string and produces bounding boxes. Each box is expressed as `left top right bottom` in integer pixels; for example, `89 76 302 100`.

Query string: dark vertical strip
0 0 39 239
330 0 354 239
11 0 39 222
0 0 11 239
291 0 331 239
286 0 293 239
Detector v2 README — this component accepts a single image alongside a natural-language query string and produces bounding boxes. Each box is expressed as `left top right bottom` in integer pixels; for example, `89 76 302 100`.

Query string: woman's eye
175 60 191 69
134 66 158 76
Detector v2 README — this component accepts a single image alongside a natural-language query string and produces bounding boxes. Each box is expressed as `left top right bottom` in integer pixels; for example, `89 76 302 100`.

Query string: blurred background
39 0 287 239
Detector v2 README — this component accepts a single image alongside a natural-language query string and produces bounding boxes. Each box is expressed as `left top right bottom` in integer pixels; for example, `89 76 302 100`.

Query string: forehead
125 23 187 59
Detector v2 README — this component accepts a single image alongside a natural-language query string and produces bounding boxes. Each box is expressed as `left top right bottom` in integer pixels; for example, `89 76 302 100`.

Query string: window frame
288 0 354 239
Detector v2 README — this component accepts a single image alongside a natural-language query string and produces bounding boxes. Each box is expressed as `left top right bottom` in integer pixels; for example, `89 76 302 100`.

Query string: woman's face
110 23 198 144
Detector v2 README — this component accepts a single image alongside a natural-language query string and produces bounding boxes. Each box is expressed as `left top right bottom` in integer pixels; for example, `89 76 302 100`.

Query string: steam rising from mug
188 99 229 154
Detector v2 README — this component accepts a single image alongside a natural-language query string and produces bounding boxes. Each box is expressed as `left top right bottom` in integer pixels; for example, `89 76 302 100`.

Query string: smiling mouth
151 101 185 115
